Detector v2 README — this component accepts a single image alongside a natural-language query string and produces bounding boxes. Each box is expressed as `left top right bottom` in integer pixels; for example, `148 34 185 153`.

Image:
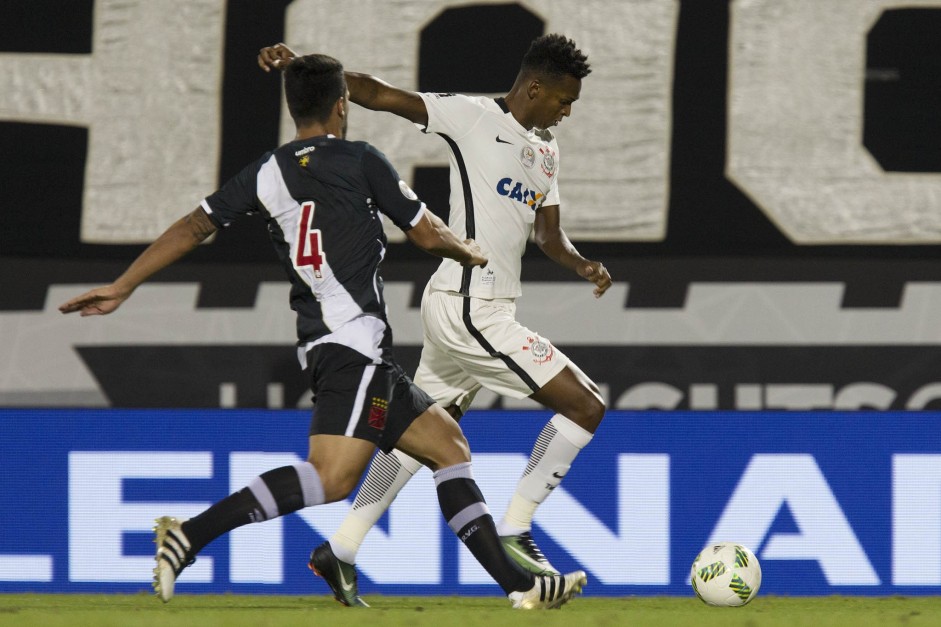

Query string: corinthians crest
523 335 555 365
539 146 556 177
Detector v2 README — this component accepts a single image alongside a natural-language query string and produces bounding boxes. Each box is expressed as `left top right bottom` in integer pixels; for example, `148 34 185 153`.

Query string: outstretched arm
258 43 428 126
534 204 611 298
59 207 218 316
344 72 428 126
407 209 487 268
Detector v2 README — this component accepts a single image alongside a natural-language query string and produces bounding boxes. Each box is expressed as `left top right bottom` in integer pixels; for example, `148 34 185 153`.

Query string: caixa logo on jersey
495 177 545 210
3 409 941 597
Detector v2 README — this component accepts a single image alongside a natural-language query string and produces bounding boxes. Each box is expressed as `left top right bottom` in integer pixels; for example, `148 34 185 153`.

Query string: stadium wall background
2 0 941 596
4 0 941 410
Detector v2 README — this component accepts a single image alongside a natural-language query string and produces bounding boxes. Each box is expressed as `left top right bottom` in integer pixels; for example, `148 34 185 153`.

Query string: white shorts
414 285 570 413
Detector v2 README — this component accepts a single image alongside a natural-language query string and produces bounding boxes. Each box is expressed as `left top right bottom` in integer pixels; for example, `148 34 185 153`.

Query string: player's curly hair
520 34 591 80
284 54 346 125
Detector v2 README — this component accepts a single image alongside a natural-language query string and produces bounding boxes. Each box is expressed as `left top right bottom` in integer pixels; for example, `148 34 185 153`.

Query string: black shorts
305 343 435 453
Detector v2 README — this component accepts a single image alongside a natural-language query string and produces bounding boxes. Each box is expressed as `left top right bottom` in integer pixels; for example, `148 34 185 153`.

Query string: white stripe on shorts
346 364 377 437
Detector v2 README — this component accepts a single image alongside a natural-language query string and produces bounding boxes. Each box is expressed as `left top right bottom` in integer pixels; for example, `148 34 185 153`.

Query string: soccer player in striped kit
60 53 586 610
259 34 611 606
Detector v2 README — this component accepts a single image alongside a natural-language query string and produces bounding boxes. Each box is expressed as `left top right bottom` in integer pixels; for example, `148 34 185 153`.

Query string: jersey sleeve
361 144 425 231
201 153 268 228
543 143 562 207
544 170 561 207
417 92 486 140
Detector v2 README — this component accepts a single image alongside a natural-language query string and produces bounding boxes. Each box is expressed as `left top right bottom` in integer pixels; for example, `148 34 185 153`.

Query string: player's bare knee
453 433 471 461
585 393 606 429
424 434 471 471
307 463 360 503
443 431 472 465
320 473 360 503
569 389 606 432
439 412 471 452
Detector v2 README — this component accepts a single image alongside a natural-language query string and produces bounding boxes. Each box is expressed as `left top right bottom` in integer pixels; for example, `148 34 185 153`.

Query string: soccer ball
690 542 761 607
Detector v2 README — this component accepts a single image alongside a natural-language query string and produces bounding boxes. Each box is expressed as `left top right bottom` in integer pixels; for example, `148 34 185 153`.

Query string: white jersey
418 92 561 299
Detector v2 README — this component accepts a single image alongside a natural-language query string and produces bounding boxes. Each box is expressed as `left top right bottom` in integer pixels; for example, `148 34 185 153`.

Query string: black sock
434 462 533 594
182 462 324 555
181 487 260 555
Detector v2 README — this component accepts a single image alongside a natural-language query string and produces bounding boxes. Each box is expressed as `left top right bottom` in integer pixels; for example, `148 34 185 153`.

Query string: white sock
329 448 422 565
498 414 593 536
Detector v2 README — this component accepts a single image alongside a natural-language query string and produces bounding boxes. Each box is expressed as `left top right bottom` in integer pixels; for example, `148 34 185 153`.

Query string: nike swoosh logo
338 566 355 592
495 135 513 144
552 471 566 479
507 545 542 566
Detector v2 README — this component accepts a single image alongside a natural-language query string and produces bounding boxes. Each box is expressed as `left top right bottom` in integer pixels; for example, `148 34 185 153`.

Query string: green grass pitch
0 594 939 626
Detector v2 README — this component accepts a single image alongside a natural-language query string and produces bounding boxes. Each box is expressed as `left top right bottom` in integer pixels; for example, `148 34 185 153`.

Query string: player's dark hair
520 33 591 81
284 54 346 125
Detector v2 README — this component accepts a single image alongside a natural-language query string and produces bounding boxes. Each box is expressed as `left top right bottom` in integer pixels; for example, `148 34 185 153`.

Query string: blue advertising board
1 409 939 597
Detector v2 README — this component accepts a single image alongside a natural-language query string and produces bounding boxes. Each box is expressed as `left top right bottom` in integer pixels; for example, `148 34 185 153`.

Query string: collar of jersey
493 97 532 137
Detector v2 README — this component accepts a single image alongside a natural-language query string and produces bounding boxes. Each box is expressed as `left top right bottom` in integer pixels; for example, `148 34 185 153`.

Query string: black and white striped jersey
201 134 424 357
417 93 561 300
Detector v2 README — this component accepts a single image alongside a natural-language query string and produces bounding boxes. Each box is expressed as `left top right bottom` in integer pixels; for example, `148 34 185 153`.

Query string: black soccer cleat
308 541 369 608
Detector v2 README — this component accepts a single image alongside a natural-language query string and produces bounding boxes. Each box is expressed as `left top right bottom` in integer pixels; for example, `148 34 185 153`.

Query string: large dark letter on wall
0 0 93 257
412 4 544 219
865 8 941 173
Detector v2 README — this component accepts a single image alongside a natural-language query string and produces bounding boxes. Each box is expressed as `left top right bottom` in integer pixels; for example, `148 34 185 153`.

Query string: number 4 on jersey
296 201 325 279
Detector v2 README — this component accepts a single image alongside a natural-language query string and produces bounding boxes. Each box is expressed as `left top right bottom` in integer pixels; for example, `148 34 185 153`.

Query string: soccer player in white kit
259 34 611 606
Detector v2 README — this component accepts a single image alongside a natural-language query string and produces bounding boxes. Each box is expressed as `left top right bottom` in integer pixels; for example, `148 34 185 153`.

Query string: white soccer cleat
508 570 588 609
152 516 195 603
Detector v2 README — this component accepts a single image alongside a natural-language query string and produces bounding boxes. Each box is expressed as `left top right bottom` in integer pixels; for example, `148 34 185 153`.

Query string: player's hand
578 260 611 298
59 284 130 316
462 239 489 268
257 43 298 72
